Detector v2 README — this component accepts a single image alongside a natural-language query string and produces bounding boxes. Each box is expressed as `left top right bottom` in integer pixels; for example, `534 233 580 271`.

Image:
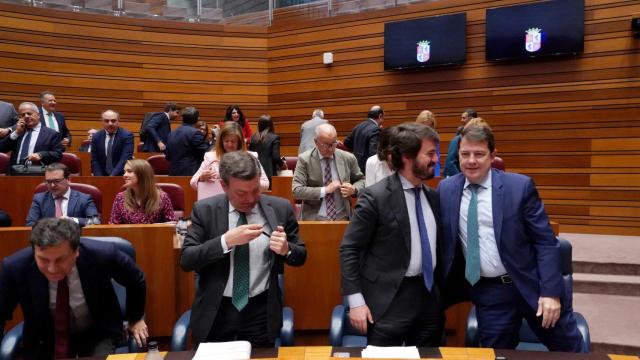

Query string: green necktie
232 211 250 311
465 184 481 285
47 113 56 130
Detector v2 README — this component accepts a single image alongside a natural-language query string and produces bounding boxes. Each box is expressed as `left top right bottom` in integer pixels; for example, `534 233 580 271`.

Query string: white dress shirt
317 152 346 218
53 187 80 224
12 123 41 162
42 108 60 132
48 265 93 331
365 155 393 187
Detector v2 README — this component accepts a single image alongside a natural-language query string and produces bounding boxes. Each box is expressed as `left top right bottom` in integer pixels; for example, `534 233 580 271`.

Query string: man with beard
340 123 446 346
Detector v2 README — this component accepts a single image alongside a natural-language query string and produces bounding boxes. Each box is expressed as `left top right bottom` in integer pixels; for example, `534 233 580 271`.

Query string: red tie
54 277 71 359
55 197 63 218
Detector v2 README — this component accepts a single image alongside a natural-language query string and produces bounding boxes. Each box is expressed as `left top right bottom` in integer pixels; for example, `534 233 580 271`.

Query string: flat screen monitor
485 0 584 61
384 13 466 70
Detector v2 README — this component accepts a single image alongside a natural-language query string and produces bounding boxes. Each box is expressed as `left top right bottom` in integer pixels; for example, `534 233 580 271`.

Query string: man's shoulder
117 128 133 137
70 189 92 201
261 194 292 209
194 193 227 210
335 148 357 162
2 246 35 273
439 173 465 189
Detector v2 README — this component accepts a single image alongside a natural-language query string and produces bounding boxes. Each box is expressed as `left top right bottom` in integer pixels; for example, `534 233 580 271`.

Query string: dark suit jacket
0 125 63 167
437 169 564 312
141 112 170 152
39 108 71 146
25 189 99 226
0 239 146 360
91 128 134 176
248 132 281 184
0 101 17 129
343 119 380 174
340 173 445 321
165 124 209 176
180 194 307 346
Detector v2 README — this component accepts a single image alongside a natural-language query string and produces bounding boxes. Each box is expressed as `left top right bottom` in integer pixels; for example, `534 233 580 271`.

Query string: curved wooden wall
0 0 639 235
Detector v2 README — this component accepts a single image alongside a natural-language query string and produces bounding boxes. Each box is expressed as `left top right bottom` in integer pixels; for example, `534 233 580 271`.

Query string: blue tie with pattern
465 184 481 285
18 129 32 164
413 186 434 291
232 211 250 311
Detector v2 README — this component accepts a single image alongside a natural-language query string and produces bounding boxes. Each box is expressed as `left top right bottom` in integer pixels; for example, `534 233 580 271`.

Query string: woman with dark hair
248 114 282 188
223 105 252 143
364 126 394 187
109 159 176 224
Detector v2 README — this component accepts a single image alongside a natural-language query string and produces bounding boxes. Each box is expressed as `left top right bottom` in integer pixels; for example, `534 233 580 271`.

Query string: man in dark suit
340 123 445 346
437 124 584 351
181 151 306 347
140 102 181 152
0 100 17 139
0 102 64 172
343 105 384 174
165 106 209 176
0 218 148 359
78 129 97 152
39 91 72 148
26 163 99 227
91 110 134 176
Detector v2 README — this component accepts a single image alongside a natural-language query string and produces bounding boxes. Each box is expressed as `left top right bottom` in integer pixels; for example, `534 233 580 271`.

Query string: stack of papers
361 345 420 359
192 340 252 360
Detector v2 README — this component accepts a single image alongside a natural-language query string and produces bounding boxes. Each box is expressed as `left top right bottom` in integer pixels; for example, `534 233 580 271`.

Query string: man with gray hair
181 151 306 348
38 91 72 148
0 102 64 173
298 108 327 154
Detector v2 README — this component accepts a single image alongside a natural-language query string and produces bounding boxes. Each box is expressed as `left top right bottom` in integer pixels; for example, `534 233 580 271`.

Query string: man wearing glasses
26 163 99 226
293 124 364 220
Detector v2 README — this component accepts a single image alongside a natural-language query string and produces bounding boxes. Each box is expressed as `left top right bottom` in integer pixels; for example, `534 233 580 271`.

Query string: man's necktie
232 211 250 311
323 158 337 220
413 187 434 291
465 184 481 285
54 277 71 359
105 134 114 174
47 113 56 131
17 129 32 164
55 197 63 218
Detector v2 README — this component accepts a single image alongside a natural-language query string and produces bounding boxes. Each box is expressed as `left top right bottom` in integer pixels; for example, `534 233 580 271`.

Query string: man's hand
225 223 262 248
27 153 42 162
349 304 373 335
325 180 341 194
340 182 356 198
157 141 166 151
15 119 26 135
269 225 288 256
0 128 10 138
536 296 561 329
127 319 149 348
61 138 70 147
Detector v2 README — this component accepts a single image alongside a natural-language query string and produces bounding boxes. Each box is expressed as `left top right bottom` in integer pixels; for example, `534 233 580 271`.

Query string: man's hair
464 108 478 118
368 105 384 120
219 151 261 184
45 162 70 178
461 124 496 153
314 123 337 139
39 90 55 101
164 102 181 112
19 102 39 113
312 109 324 119
388 123 440 171
30 218 80 250
101 109 120 120
182 106 199 124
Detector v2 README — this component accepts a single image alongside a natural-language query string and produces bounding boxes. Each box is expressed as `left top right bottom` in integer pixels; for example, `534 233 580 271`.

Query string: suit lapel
28 260 50 317
67 190 78 216
491 169 504 250
389 174 412 254
216 195 230 234
259 197 278 265
44 192 56 218
450 175 465 245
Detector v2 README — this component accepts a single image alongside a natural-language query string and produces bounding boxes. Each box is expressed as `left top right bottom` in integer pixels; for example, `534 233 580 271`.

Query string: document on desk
192 340 252 360
361 345 420 359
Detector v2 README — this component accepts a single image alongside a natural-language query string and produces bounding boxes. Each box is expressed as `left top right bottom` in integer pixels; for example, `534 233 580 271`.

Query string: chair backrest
157 183 185 218
34 182 103 211
329 302 368 347
147 154 170 175
284 156 298 171
0 152 9 175
491 156 505 171
60 152 82 176
336 142 350 152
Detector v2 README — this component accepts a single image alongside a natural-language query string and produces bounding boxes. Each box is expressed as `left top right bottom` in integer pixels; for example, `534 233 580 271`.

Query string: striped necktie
232 211 250 311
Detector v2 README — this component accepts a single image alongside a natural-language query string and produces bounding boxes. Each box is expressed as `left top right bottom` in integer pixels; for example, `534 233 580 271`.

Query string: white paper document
361 345 420 359
192 340 252 360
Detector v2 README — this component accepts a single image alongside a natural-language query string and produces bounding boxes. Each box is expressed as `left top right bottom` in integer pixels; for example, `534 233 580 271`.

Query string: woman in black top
248 114 282 188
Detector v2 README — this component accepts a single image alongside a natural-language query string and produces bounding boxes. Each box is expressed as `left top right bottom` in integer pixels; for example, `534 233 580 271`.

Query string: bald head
315 123 337 139
314 123 338 158
368 105 384 125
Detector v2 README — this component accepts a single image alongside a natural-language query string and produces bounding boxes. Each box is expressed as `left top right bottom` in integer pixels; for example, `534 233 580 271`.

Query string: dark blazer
0 239 146 360
248 132 281 184
340 173 445 321
180 194 306 346
0 125 63 167
0 101 17 129
343 119 380 174
39 108 71 146
165 124 209 176
141 112 170 152
91 128 134 176
25 189 99 227
437 169 564 312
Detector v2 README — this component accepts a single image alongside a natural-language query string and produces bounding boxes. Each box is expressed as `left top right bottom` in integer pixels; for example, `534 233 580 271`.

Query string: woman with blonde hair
109 159 176 224
416 109 441 176
190 122 269 199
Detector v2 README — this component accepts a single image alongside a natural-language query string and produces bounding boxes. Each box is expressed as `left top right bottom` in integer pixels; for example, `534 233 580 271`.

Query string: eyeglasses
44 178 66 186
316 140 338 150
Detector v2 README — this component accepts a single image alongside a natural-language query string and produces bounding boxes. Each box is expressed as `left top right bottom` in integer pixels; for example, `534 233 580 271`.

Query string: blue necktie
232 211 250 311
413 187 434 291
18 129 32 164
465 184 481 285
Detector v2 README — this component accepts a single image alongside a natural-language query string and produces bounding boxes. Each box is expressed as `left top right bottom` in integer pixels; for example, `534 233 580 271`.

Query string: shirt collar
228 201 259 216
315 149 333 161
398 173 423 191
464 169 492 190
54 187 71 200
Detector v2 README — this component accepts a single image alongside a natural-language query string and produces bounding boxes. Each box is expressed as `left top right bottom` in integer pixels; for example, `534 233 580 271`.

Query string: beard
412 159 435 180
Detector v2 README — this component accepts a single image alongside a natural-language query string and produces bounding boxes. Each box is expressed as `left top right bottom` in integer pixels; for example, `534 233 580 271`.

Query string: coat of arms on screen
417 40 430 63
525 27 542 53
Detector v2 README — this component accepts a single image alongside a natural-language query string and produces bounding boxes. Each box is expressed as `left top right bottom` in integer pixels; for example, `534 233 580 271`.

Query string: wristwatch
285 249 292 259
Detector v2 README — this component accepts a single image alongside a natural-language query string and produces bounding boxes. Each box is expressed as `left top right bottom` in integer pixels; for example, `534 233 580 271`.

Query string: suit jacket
298 117 327 154
180 194 306 346
141 112 170 152
0 239 146 360
165 124 209 176
0 125 63 167
343 119 380 174
91 128 134 176
248 132 281 183
292 148 365 220
0 101 17 129
437 169 564 311
340 173 445 321
39 108 71 146
25 189 99 227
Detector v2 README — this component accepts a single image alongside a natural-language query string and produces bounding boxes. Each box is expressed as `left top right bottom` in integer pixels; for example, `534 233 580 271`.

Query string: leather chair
0 237 140 359
465 237 591 353
329 301 367 347
157 183 185 218
0 152 9 175
147 154 170 176
491 155 505 171
170 274 294 350
60 152 82 176
34 182 103 212
282 156 298 172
